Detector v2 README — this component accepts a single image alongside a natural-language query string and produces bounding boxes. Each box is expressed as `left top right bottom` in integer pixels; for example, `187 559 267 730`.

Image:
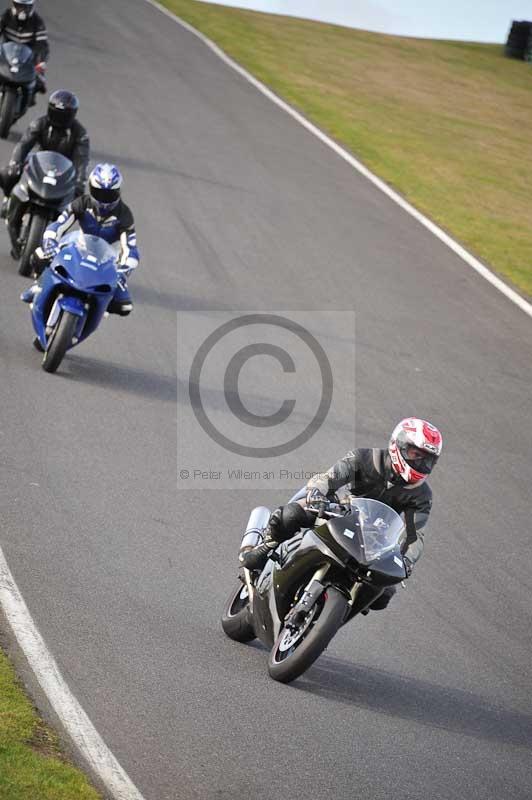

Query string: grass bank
161 0 532 297
0 645 101 800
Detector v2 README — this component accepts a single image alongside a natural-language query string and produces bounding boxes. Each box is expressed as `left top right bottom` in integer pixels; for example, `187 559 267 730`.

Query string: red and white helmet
389 418 442 485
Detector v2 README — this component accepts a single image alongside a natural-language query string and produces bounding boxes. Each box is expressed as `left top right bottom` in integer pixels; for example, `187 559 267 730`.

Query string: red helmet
389 418 442 485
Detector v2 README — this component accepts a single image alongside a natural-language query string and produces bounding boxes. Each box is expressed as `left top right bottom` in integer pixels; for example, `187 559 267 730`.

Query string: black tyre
221 582 255 642
268 586 348 683
42 310 77 373
0 89 16 139
18 212 47 277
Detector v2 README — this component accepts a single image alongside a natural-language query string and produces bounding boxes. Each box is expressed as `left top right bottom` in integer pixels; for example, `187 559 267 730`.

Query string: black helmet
47 90 79 129
12 0 34 21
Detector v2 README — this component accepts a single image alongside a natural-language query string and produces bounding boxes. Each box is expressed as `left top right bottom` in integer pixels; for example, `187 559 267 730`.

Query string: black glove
306 487 328 509
403 556 414 578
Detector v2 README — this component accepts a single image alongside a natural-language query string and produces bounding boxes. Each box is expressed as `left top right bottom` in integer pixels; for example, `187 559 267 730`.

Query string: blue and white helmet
88 163 123 216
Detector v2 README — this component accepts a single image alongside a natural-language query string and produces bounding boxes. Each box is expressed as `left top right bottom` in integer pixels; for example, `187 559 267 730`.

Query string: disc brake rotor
278 605 317 652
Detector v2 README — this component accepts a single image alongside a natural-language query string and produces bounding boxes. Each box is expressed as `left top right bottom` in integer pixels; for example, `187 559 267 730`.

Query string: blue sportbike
27 231 119 373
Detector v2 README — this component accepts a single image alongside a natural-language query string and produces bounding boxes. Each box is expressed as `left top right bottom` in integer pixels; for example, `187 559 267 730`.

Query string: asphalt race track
1 1 531 798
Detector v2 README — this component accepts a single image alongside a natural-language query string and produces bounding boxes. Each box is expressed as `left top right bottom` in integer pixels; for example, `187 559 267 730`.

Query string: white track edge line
0 546 147 800
144 0 532 320
0 5 527 796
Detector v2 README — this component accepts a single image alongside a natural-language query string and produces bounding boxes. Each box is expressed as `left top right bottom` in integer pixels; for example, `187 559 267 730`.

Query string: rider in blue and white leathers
27 163 139 315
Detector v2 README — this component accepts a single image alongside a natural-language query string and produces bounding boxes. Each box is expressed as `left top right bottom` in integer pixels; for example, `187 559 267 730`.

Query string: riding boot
107 277 133 316
35 74 47 94
239 527 279 571
239 525 279 570
21 284 39 304
239 503 313 571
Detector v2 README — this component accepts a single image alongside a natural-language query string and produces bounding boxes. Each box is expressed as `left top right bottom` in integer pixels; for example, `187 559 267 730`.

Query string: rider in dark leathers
0 0 49 100
1 90 89 256
1 91 89 196
241 418 443 611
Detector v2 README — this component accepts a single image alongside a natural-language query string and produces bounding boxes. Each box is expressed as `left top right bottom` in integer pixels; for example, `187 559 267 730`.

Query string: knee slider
269 502 314 542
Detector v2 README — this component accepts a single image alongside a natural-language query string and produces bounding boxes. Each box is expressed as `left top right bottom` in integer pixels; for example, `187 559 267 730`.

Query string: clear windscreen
2 41 33 64
348 497 406 562
33 150 73 176
60 231 117 264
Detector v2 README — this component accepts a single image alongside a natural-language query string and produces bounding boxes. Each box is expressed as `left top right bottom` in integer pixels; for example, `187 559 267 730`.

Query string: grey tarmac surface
0 1 531 798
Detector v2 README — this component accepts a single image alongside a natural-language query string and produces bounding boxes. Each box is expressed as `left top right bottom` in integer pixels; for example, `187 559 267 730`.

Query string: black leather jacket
0 9 49 63
11 116 90 192
307 448 433 562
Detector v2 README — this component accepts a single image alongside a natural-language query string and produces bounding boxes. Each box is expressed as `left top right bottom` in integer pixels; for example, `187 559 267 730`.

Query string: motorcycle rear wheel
268 586 348 683
0 89 16 139
42 310 77 373
221 582 255 642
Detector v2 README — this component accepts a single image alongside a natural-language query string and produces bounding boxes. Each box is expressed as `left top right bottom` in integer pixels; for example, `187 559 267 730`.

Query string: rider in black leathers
240 418 443 611
1 90 90 256
0 0 49 99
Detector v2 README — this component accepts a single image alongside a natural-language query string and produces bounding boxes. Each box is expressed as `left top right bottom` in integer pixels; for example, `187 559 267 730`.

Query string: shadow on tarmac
296 654 532 749
91 149 251 193
132 284 239 313
60 354 177 401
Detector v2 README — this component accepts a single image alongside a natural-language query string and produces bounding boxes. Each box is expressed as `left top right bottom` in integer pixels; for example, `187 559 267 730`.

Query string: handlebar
303 501 348 518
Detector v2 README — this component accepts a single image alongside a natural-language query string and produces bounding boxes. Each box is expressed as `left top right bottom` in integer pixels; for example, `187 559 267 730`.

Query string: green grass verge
0 645 101 800
160 0 532 297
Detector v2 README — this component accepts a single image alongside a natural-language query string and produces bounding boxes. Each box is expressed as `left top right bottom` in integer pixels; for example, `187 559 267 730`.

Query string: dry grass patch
161 0 532 296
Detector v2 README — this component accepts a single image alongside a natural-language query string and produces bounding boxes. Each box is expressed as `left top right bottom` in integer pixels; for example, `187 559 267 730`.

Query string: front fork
283 564 330 629
243 562 332 632
43 294 87 347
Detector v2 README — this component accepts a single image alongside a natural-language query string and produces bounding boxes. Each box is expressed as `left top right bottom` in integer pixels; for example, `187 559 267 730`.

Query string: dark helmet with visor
48 90 79 129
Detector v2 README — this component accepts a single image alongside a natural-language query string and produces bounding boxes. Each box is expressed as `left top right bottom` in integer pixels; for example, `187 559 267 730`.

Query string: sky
199 0 532 42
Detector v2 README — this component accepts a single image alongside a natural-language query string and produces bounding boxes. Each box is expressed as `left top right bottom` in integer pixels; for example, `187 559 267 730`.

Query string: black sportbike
222 495 408 683
0 41 36 138
10 150 76 277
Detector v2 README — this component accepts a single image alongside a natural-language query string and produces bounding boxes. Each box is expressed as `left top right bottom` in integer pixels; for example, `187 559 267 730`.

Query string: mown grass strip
159 0 532 297
0 645 101 800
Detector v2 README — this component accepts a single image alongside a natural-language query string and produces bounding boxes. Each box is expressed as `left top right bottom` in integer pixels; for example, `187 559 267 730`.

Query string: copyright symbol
180 469 190 479
188 314 333 459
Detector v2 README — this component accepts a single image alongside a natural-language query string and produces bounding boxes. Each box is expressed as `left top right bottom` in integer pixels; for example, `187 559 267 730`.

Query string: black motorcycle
9 150 76 277
222 495 408 683
0 41 36 138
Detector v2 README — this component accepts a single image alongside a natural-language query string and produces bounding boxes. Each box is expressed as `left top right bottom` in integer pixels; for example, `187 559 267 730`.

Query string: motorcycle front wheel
0 88 16 139
221 582 256 642
42 310 77 373
19 211 47 277
268 586 348 683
